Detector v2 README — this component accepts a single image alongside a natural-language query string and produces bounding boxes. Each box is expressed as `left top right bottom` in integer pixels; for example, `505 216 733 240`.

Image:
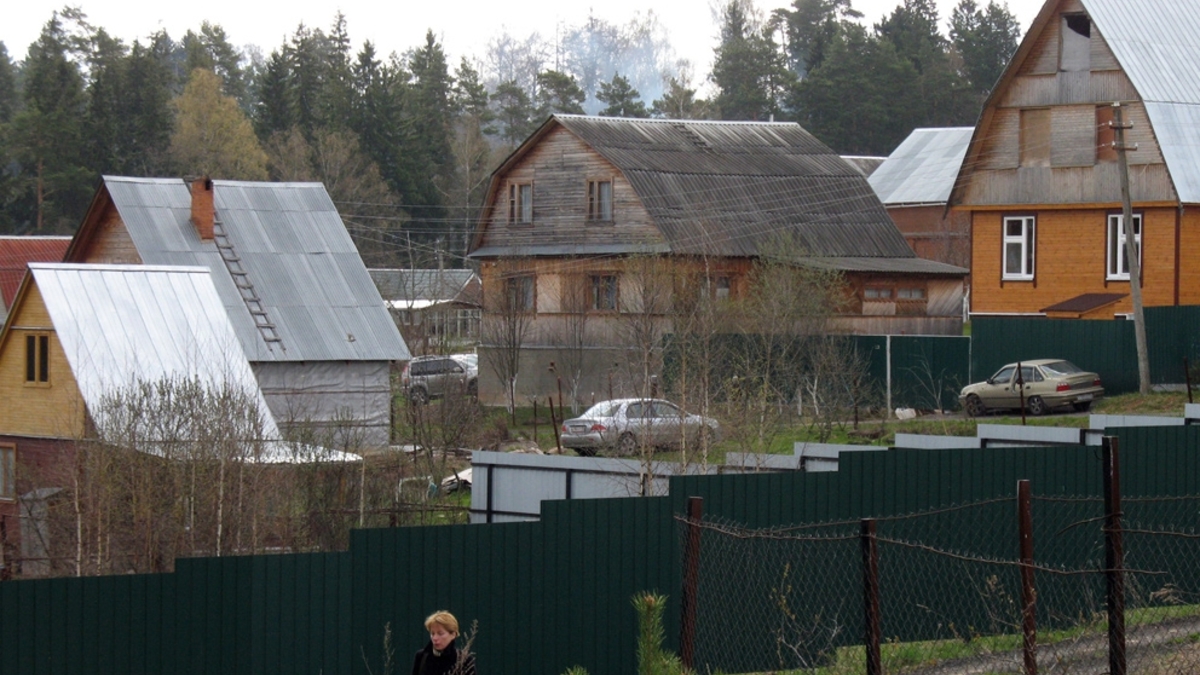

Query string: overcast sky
6 0 1045 78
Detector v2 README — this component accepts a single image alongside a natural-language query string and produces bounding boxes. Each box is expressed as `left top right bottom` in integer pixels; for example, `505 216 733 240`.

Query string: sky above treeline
7 0 1044 75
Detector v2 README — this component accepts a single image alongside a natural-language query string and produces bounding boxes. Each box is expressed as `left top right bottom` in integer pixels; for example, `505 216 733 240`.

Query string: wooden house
950 0 1200 317
870 128 973 272
65 177 410 448
0 263 281 571
0 236 71 324
467 115 967 402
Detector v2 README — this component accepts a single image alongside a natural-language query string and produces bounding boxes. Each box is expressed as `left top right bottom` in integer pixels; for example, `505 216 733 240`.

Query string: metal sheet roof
796 257 969 276
101 177 410 363
29 263 283 442
869 128 973 206
550 116 915 259
370 269 478 302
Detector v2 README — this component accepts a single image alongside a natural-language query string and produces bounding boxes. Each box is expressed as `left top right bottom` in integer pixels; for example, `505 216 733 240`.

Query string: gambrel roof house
950 0 1200 318
64 177 410 447
870 128 973 270
467 114 967 402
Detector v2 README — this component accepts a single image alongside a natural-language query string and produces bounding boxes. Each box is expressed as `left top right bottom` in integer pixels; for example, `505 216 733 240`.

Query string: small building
369 268 481 353
0 236 71 324
0 263 281 569
467 114 967 402
870 128 973 272
65 177 410 448
950 0 1200 317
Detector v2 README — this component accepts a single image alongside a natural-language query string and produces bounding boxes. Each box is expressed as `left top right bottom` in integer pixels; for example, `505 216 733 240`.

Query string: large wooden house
65 177 410 448
951 0 1200 318
467 115 967 402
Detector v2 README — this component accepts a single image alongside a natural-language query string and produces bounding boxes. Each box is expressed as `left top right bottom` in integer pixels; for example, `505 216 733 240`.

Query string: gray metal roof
29 263 282 441
469 243 672 259
869 128 973 206
1084 0 1200 202
796 257 969 276
550 116 916 259
370 268 477 303
101 177 410 363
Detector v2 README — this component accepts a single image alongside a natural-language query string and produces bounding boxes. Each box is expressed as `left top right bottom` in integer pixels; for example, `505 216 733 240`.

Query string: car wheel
1073 401 1092 413
409 387 429 405
616 432 638 456
1027 396 1048 416
964 394 986 417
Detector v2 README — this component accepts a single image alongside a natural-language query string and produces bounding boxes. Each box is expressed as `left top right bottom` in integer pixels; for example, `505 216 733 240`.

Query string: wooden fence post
680 497 703 670
1018 479 1037 675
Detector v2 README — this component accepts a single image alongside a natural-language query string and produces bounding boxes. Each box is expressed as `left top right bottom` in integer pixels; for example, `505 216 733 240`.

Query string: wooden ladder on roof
212 216 285 349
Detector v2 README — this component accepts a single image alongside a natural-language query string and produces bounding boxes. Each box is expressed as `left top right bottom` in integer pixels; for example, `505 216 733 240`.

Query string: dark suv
401 354 478 404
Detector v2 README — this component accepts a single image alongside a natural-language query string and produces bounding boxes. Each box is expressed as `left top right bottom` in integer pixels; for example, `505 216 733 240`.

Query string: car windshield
1040 361 1083 376
580 401 621 418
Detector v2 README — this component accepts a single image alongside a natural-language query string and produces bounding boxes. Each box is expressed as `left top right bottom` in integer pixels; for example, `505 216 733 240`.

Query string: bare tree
554 273 592 414
480 258 535 416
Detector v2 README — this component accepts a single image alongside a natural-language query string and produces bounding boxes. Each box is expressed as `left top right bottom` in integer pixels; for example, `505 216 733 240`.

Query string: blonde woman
412 610 476 675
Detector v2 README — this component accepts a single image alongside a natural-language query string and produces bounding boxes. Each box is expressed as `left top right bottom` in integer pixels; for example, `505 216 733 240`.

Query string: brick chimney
190 176 214 240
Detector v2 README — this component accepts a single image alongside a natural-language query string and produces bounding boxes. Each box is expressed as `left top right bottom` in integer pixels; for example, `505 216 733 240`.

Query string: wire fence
677 441 1200 674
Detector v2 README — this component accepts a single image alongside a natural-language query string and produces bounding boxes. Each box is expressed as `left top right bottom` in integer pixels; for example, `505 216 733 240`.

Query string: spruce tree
950 0 1021 96
711 0 793 121
596 73 648 118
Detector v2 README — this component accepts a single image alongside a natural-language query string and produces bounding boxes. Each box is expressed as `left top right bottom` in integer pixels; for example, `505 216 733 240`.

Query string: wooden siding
970 207 1179 315
0 285 85 439
477 127 666 251
885 206 971 271
1179 208 1200 306
75 202 142 264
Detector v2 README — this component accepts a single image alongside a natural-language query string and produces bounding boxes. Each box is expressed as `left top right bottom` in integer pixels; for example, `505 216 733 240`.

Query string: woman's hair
424 610 460 634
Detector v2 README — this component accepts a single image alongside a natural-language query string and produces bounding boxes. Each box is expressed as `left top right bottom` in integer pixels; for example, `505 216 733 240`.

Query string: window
897 288 926 300
1107 213 1142 280
1060 14 1091 72
588 180 613 221
0 445 13 500
591 275 618 311
864 287 893 300
25 333 50 384
1020 109 1051 167
1003 216 1036 280
508 183 532 224
713 276 730 301
506 275 535 311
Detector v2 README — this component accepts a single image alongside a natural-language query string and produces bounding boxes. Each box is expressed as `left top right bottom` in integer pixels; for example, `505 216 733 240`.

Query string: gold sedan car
959 359 1104 416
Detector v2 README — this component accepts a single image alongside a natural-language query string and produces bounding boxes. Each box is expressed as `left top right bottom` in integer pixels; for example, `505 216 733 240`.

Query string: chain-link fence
678 442 1200 674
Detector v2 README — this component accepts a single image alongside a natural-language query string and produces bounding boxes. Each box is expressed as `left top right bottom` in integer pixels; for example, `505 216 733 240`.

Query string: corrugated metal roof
469 243 672 258
101 177 410 363
1143 102 1200 203
841 156 887 177
29 263 283 442
795 257 969 276
0 236 71 309
869 128 973 206
370 269 477 302
550 116 916 259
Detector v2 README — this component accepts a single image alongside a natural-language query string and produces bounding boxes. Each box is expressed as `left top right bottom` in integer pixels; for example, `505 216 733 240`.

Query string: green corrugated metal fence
3 426 1200 674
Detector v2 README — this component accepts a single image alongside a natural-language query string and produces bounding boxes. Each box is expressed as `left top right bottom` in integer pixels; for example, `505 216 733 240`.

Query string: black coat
411 640 476 675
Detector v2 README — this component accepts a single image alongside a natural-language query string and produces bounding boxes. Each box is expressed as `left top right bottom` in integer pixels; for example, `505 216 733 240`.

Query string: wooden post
1018 480 1037 675
549 396 561 453
680 497 703 670
1104 436 1127 675
1112 103 1150 394
861 518 882 675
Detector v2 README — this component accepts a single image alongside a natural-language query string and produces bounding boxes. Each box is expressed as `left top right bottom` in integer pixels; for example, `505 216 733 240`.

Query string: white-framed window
1003 216 1036 280
1107 213 1142 280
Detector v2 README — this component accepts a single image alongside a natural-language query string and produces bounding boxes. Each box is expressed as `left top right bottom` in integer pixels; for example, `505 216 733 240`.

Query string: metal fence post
680 497 703 670
861 518 882 675
1103 436 1127 675
1018 479 1037 675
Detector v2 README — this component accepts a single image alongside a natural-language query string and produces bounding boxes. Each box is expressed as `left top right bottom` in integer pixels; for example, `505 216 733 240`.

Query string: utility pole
1112 103 1150 393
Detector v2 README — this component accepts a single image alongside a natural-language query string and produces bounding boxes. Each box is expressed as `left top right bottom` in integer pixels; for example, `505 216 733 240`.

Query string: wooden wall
886 205 971 271
962 0 1175 207
0 284 86 439
477 127 666 251
969 207 1180 315
72 201 142 265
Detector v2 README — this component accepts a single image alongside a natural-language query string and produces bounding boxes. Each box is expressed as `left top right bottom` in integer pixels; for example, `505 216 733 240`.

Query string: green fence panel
972 316 1138 393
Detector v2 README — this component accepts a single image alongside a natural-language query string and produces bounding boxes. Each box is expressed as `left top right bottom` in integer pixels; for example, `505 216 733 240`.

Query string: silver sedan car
560 398 720 457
